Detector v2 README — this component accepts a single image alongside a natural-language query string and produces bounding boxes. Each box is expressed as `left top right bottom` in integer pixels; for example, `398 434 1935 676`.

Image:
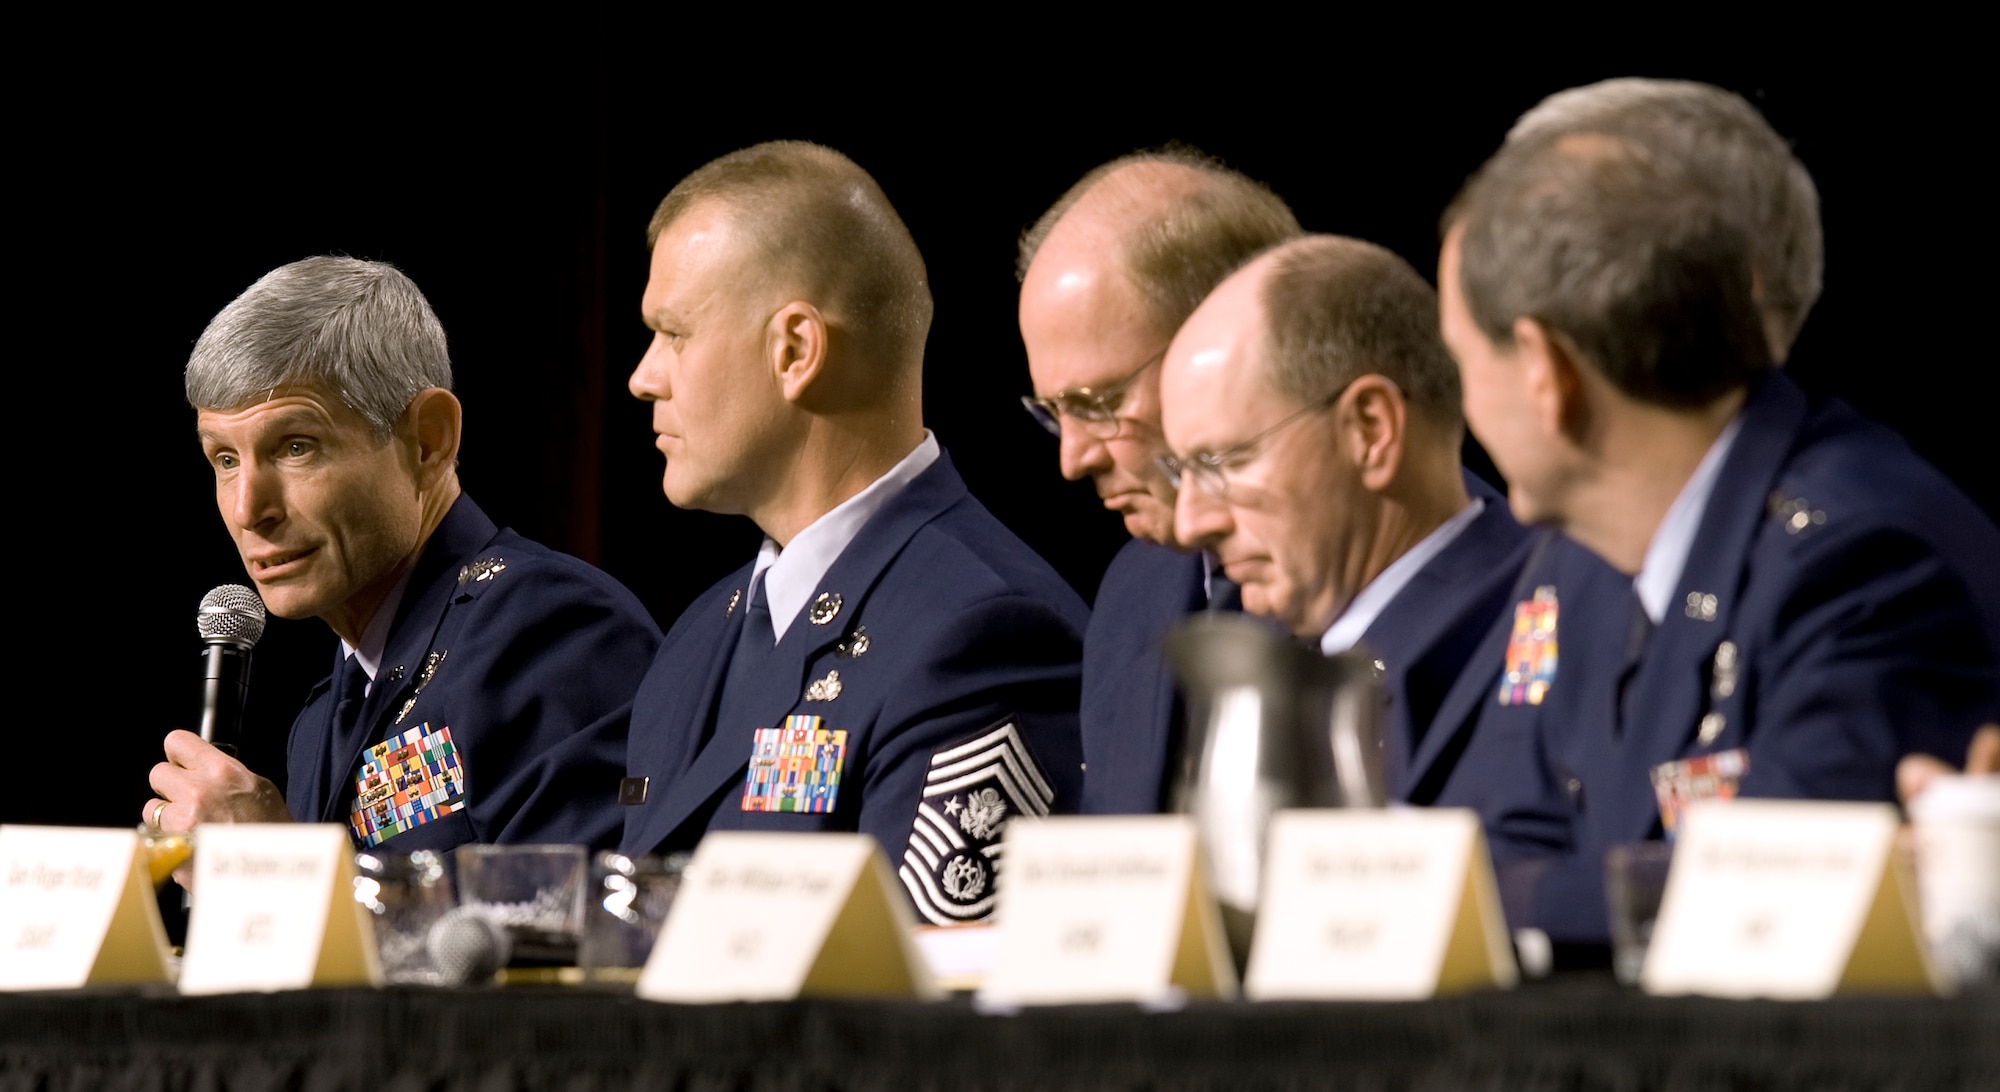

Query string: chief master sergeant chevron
146 257 662 856
617 142 1088 925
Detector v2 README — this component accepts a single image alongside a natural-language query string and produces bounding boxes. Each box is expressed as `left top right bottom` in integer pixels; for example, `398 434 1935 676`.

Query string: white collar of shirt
338 563 418 695
1634 414 1745 625
750 431 941 643
1321 498 1486 655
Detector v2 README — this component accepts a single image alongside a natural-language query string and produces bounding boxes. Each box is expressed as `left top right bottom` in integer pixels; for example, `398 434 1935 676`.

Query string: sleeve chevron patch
898 720 1053 925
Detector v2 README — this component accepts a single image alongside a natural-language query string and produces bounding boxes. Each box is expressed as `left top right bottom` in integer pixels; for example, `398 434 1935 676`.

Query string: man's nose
1174 477 1233 550
1056 420 1112 483
630 335 669 401
226 462 283 530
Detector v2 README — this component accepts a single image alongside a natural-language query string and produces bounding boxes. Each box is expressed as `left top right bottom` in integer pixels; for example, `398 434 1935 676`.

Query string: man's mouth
248 548 314 577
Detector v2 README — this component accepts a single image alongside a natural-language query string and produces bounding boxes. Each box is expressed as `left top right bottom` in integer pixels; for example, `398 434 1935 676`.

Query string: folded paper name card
978 816 1236 1005
177 824 381 995
1244 809 1516 999
638 832 939 1002
1643 800 1935 998
0 826 173 990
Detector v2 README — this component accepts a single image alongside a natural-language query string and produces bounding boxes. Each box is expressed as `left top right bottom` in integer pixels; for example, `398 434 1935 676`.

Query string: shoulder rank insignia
725 588 741 618
808 592 842 625
1497 585 1559 706
742 714 847 814
349 721 464 847
1767 491 1826 536
898 720 1054 926
804 670 842 702
457 557 507 588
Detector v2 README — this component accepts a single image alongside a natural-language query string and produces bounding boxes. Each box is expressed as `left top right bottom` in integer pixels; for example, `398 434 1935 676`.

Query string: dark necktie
1613 590 1656 737
703 580 778 751
322 652 371 813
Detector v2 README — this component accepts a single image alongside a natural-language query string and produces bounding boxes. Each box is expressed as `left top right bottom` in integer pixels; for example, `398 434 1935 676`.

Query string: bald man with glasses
1018 148 1301 813
1158 234 1534 807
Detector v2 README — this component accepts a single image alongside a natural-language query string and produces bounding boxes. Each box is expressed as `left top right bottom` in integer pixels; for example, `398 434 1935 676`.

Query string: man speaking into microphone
146 257 660 856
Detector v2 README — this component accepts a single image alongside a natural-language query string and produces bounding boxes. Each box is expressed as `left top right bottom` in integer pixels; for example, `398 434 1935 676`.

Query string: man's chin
1119 508 1177 546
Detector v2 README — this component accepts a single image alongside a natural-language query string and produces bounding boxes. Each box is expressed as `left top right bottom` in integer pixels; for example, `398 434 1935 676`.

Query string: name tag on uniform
0 826 172 990
350 722 465 846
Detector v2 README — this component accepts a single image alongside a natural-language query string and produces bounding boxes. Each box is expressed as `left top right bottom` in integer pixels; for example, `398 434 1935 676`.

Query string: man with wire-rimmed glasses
1017 148 1299 813
1158 234 1533 806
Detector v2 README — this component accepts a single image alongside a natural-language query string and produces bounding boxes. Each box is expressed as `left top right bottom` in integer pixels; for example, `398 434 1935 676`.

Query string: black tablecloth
4 979 1997 1092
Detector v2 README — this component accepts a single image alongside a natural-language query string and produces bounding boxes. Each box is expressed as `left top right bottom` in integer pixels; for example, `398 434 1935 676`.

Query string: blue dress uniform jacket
1484 371 2000 941
1077 540 1211 815
1078 473 1531 814
287 495 662 853
1372 475 1535 807
618 452 1088 925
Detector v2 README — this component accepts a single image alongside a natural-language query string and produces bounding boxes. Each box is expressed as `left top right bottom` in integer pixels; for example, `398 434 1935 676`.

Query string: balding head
648 141 934 374
1508 79 1821 360
1017 148 1299 545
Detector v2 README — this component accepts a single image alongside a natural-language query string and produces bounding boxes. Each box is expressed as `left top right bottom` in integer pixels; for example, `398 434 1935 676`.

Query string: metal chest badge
1497 585 1560 706
741 714 848 814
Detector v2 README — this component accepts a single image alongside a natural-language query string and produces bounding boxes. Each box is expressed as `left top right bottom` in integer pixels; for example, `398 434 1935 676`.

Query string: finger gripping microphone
197 584 267 751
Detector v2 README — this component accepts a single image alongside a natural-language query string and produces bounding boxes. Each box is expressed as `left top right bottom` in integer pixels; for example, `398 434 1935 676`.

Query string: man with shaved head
620 142 1087 925
1158 234 1531 804
1017 148 1299 812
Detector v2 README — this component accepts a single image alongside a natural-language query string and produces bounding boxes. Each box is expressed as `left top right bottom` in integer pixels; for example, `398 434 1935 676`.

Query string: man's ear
1511 317 1589 445
406 388 462 486
1338 374 1406 491
768 301 829 404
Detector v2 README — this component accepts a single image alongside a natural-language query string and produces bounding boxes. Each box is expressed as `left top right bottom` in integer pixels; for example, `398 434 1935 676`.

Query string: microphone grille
198 584 268 647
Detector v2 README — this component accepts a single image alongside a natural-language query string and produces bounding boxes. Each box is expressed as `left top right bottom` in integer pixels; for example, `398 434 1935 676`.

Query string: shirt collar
751 431 941 643
338 563 418 694
1321 498 1486 656
1634 414 1745 624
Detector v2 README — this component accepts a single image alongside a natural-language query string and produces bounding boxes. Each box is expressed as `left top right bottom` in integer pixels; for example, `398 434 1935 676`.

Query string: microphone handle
198 641 252 754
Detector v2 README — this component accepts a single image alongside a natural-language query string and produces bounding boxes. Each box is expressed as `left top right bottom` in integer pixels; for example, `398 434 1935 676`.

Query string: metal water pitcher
1163 612 1387 959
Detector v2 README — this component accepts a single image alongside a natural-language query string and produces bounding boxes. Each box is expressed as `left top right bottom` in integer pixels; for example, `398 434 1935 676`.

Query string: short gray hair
1259 235 1462 430
1018 145 1301 334
185 257 452 439
1449 132 1771 409
1508 79 1822 356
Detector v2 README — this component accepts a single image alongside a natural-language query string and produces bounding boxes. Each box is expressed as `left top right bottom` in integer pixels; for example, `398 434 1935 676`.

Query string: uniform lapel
624 575 754 855
314 498 500 822
1606 373 1808 839
645 452 971 844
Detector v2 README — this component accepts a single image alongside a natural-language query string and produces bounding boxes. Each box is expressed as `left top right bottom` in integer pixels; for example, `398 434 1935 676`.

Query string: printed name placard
638 832 939 1002
1245 808 1517 999
177 824 380 995
0 826 172 990
1643 800 1935 998
978 816 1236 1005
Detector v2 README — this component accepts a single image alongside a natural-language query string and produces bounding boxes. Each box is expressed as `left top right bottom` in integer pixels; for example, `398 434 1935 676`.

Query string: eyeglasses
1020 348 1167 439
1155 381 1351 500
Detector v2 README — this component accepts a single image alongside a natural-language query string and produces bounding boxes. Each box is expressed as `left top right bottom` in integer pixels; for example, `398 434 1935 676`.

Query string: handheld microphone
196 584 267 752
427 908 511 986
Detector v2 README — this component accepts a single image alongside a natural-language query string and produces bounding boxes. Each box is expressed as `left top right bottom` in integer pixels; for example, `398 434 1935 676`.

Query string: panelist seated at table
1016 147 1302 815
1156 234 1533 807
1437 90 2000 944
146 257 661 860
615 142 1087 926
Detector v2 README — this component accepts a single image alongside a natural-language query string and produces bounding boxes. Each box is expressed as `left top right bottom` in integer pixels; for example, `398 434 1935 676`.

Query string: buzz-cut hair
185 256 452 440
1017 144 1301 334
647 141 933 366
1508 78 1822 356
1258 235 1462 431
1448 131 1772 409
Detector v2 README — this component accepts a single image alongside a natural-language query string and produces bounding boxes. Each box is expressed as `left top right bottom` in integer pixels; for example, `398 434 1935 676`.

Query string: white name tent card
0 826 172 990
177 824 380 995
1643 800 1934 998
638 832 939 1002
1245 809 1517 999
978 816 1236 1005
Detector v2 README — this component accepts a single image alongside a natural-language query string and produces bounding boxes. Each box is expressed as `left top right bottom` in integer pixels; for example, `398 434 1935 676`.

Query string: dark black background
12 27 1987 828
